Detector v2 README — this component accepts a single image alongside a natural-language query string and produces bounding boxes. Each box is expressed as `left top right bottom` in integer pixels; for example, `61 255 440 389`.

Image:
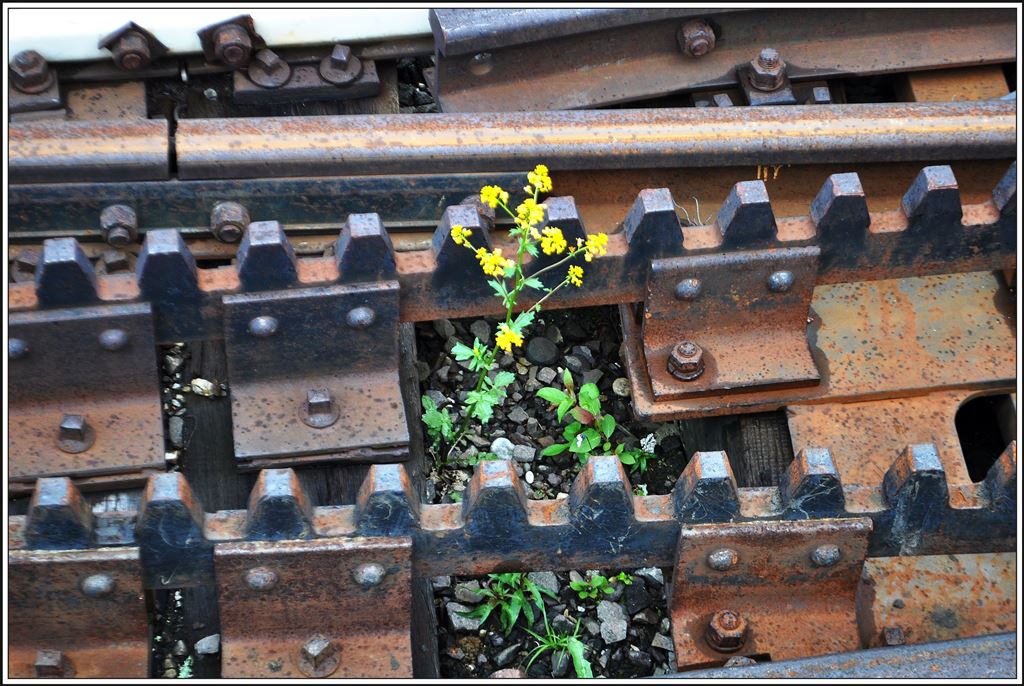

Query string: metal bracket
669 517 872 668
223 280 409 469
233 59 381 105
9 301 165 491
637 246 821 401
215 537 414 677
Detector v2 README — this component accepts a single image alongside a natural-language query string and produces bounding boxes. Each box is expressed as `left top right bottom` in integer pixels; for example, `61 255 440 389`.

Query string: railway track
5 7 1019 680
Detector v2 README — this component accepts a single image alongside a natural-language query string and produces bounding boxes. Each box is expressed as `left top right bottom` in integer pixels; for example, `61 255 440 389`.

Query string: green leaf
522 277 544 290
451 341 474 361
578 383 601 415
556 399 574 423
541 442 570 456
562 368 575 393
537 387 569 404
567 637 593 679
492 371 516 389
619 452 636 465
563 422 582 441
599 414 616 439
524 241 539 258
570 406 596 426
511 309 535 333
488 279 509 300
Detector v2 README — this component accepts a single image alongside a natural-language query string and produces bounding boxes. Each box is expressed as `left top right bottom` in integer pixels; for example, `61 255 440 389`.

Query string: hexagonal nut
679 20 716 57
705 610 748 652
299 634 341 676
100 205 139 245
211 201 250 242
10 50 52 92
668 341 705 381
749 52 786 92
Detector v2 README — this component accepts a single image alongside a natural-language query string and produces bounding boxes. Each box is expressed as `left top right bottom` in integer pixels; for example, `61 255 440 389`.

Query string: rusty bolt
10 50 54 94
248 48 291 89
9 338 30 360
80 573 116 598
707 547 738 571
352 562 386 588
469 52 494 76
110 30 151 70
211 201 250 243
57 414 96 454
346 306 376 329
810 543 842 567
301 388 340 429
34 650 73 678
99 328 130 351
298 635 341 677
678 20 716 57
674 278 702 301
705 610 748 653
767 270 795 293
667 341 705 381
100 249 131 273
882 626 906 646
320 44 363 86
248 315 279 338
100 205 138 247
749 48 786 92
244 566 278 591
213 23 252 66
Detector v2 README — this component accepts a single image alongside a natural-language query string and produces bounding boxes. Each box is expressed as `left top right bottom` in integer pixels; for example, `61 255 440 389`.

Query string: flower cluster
480 185 510 209
526 164 553 193
584 232 608 262
516 198 545 227
451 223 472 246
495 323 524 353
538 227 567 255
567 264 584 287
475 247 514 277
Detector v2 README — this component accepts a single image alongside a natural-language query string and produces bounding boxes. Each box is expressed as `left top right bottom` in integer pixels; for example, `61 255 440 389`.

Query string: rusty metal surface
857 553 1016 649
9 301 166 487
9 118 169 184
215 537 414 677
8 547 149 677
173 101 1016 180
625 270 1016 420
669 518 872 667
232 59 381 105
429 8 1015 111
641 247 821 400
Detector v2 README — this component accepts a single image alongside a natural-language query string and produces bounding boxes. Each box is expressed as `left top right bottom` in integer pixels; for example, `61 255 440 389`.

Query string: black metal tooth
778 447 845 519
715 179 777 249
901 165 962 224
34 237 98 307
992 161 1016 215
622 188 684 259
541 196 588 246
462 458 529 536
431 203 492 272
335 212 397 282
883 443 949 507
136 229 199 298
355 463 419 536
672 451 740 523
136 472 212 589
810 172 869 245
245 468 314 541
236 220 297 290
23 477 94 550
984 441 1016 513
568 455 634 529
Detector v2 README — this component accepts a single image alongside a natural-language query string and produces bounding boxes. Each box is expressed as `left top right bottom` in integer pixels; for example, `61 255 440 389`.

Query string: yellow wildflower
450 223 472 246
530 227 541 240
539 226 567 255
567 265 584 287
584 232 609 262
477 247 514 277
480 185 510 209
528 164 553 193
495 323 524 352
516 198 545 227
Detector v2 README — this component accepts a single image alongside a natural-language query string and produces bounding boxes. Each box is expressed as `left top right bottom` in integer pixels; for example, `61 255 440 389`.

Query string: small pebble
612 377 632 397
490 437 515 460
526 337 559 366
470 320 491 344
536 367 558 385
525 471 535 484
512 444 536 462
195 633 221 655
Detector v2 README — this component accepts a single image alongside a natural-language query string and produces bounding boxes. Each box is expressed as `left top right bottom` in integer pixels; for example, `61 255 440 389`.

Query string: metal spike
881 444 949 554
568 455 634 528
810 172 869 246
673 451 740 523
236 220 297 290
431 204 491 271
245 468 314 540
715 180 777 248
24 477 93 550
992 162 1016 215
136 472 212 589
137 229 199 297
35 237 98 307
622 188 684 258
778 448 845 519
336 213 396 282
356 463 419 536
462 459 529 537
901 166 962 222
984 441 1016 513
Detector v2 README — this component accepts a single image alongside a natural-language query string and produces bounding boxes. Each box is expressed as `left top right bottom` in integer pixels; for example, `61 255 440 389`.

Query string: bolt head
211 201 250 243
882 626 906 646
307 388 334 415
80 573 116 598
674 278 702 301
248 315 279 338
331 44 352 68
810 543 842 567
213 24 252 66
99 328 130 351
34 650 70 678
105 226 133 247
707 547 738 571
679 20 716 57
301 388 340 428
668 341 705 381
352 562 386 588
346 306 376 329
469 52 493 76
59 415 88 441
749 48 786 91
9 338 29 360
767 270 795 293
706 610 748 652
10 50 51 91
244 566 279 591
254 48 281 71
114 32 151 70
299 634 341 676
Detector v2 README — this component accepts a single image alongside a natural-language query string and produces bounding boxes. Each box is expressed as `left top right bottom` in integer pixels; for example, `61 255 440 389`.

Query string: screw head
113 31 151 71
767 270 795 293
100 205 138 246
705 610 748 653
352 562 386 588
34 650 72 678
57 414 96 453
749 48 786 92
248 315 279 338
346 306 376 329
667 340 705 381
211 201 250 243
80 573 116 598
204 87 219 101
707 548 739 571
98 328 130 351
213 24 252 66
298 634 341 677
469 52 493 76
331 44 352 69
674 278 702 301
10 50 53 93
301 388 340 429
244 566 279 591
810 543 842 567
882 626 906 646
248 48 291 88
320 44 362 85
679 19 716 57
9 338 29 360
